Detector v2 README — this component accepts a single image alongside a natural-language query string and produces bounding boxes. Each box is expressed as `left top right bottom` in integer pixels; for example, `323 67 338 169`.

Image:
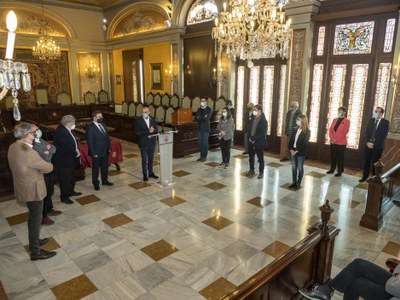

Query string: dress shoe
196 157 202 162
31 249 57 261
47 209 62 216
39 238 49 246
102 181 114 186
295 185 301 190
257 172 264 179
288 183 297 189
334 172 342 177
143 176 149 182
149 174 159 179
326 170 334 174
42 216 54 226
246 170 255 176
298 284 333 300
70 191 82 196
200 157 207 162
359 177 367 183
94 185 100 191
61 198 74 204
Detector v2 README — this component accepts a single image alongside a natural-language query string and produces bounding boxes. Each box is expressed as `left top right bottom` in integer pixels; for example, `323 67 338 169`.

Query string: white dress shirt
293 128 302 148
144 117 150 128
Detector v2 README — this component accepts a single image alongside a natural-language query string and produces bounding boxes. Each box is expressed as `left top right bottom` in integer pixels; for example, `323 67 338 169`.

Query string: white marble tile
116 250 154 273
86 261 129 289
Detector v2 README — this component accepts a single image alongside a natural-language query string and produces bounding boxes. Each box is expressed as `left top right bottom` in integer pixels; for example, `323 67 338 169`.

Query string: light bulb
6 11 17 32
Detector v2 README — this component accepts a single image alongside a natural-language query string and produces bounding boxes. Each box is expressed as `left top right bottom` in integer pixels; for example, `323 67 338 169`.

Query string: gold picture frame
150 63 163 90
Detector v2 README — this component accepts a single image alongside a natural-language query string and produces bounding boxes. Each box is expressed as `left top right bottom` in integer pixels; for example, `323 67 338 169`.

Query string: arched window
186 0 218 26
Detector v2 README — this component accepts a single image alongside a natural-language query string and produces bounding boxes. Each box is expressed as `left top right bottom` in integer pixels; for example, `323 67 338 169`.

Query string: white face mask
252 110 258 117
70 124 76 130
142 112 149 119
296 120 301 126
200 102 206 108
222 112 227 118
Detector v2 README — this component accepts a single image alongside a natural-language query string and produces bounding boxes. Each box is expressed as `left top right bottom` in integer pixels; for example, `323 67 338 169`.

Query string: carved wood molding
289 29 306 105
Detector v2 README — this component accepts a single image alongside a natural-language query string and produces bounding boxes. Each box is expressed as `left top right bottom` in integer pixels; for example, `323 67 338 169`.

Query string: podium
171 108 192 125
150 131 177 186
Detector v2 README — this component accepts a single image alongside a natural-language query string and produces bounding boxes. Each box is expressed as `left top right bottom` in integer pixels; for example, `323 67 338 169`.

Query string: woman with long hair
288 114 310 190
217 107 235 169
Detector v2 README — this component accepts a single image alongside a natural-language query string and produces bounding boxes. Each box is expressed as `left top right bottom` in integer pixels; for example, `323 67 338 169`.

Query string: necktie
371 120 378 142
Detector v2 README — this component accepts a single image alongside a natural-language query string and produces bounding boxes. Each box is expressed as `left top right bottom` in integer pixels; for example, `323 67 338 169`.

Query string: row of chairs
144 92 228 112
83 90 110 105
121 101 176 125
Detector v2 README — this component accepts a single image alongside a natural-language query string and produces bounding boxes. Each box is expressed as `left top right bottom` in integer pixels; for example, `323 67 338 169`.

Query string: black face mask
97 118 103 123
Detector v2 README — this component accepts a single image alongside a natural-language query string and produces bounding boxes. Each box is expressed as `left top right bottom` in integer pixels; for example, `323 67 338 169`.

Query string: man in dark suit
52 115 82 204
359 106 390 182
86 110 113 190
136 105 158 182
196 96 213 162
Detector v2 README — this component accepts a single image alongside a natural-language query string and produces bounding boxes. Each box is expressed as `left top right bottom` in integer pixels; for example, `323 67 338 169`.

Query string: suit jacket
247 113 268 149
289 128 311 157
7 141 53 204
285 109 302 136
52 123 78 168
136 116 158 148
364 118 389 150
196 106 213 133
86 122 111 158
329 118 350 145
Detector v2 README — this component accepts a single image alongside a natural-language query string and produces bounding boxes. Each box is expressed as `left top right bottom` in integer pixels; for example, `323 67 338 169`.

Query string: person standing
86 110 113 190
242 102 254 155
226 99 235 120
217 108 235 169
52 115 82 204
246 105 268 179
359 106 390 182
288 115 310 190
196 96 213 162
32 125 61 226
281 101 302 161
327 106 350 177
136 105 159 182
7 122 57 261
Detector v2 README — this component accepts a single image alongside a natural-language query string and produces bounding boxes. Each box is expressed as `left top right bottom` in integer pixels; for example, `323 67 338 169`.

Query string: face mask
338 113 344 118
290 105 296 110
97 118 103 123
200 102 206 108
36 129 42 139
222 112 227 118
142 112 149 119
253 111 258 117
296 120 301 126
71 124 76 130
372 112 379 119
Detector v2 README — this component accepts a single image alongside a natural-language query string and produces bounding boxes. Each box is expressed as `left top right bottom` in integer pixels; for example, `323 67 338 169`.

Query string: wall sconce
186 65 192 75
165 64 177 83
392 65 399 87
101 19 108 31
212 67 227 85
85 60 101 81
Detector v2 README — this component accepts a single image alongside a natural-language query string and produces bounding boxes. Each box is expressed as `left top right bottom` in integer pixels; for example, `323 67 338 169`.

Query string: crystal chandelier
85 60 101 81
212 0 292 68
0 11 31 121
32 0 61 63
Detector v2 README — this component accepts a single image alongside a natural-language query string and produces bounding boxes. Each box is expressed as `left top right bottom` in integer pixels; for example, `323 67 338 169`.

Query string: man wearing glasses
7 122 57 260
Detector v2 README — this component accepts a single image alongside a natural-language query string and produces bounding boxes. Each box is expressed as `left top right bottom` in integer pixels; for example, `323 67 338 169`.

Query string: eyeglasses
29 130 38 135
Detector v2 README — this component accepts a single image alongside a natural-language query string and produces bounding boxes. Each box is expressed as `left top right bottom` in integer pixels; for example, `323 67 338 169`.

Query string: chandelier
85 60 101 80
32 1 61 63
212 0 292 68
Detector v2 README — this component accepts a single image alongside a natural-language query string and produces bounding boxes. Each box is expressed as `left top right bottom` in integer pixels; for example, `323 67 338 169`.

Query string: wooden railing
360 160 400 231
224 200 340 300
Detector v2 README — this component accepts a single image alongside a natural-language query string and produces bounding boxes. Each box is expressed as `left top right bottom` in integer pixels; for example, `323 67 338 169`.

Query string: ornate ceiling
50 0 125 8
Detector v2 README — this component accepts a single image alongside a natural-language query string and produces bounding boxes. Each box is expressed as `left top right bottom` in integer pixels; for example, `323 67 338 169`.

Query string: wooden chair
145 93 154 105
191 96 201 112
84 91 96 104
155 106 166 132
215 96 227 111
162 93 170 107
182 96 191 108
136 102 143 117
165 106 175 126
121 102 128 115
148 104 155 117
170 94 179 108
36 88 48 106
154 93 162 106
98 90 109 103
128 102 136 116
57 92 71 106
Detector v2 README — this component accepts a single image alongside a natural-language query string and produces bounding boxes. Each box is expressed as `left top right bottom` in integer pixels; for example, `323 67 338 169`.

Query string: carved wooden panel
288 29 306 105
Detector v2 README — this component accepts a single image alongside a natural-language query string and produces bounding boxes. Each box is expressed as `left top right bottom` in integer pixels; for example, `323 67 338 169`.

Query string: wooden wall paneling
122 49 142 102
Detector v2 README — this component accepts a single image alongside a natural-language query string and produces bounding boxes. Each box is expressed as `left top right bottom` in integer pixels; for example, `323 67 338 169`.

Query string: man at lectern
136 105 159 182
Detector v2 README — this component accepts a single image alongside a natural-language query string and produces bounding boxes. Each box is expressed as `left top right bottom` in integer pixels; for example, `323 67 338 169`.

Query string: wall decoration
187 0 218 25
77 53 102 101
116 75 122 85
333 21 374 55
288 29 306 106
150 63 163 90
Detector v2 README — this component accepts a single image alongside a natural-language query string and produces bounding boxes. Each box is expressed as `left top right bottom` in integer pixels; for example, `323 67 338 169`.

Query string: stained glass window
236 66 245 131
347 64 369 149
374 63 391 111
333 21 374 55
277 65 287 137
249 66 260 105
317 26 326 56
325 64 347 145
383 19 396 53
187 0 218 25
262 66 274 135
309 64 324 143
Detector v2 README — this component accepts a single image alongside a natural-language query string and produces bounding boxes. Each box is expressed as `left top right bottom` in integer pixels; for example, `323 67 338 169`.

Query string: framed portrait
115 75 122 85
150 63 163 90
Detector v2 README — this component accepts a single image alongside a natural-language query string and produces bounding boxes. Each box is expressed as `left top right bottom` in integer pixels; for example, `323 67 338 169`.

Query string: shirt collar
18 140 33 148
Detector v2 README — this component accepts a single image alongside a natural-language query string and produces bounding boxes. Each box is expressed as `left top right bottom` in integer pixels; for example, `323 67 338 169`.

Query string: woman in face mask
288 115 310 190
217 108 235 169
246 105 268 179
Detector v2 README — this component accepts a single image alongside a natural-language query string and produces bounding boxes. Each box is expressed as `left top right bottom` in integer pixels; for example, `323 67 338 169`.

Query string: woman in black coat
246 104 268 179
288 114 310 190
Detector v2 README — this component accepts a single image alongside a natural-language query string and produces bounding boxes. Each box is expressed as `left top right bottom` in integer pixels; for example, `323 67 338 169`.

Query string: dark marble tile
160 196 186 207
173 170 191 177
202 215 233 231
246 197 273 208
204 182 226 191
333 198 360 209
262 241 291 258
76 195 101 206
51 274 97 300
6 212 29 226
0 194 15 203
382 241 400 257
199 277 236 300
129 182 152 190
102 213 133 228
141 240 178 261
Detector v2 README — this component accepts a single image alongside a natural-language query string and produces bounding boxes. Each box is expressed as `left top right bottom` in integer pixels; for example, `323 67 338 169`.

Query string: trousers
27 200 44 254
219 139 232 164
330 144 346 173
249 147 264 173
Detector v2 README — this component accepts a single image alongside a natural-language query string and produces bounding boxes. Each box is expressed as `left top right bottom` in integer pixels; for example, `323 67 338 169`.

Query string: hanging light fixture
212 0 292 68
32 0 61 63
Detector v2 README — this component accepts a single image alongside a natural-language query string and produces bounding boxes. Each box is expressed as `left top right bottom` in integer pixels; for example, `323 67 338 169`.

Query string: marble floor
1 143 400 300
